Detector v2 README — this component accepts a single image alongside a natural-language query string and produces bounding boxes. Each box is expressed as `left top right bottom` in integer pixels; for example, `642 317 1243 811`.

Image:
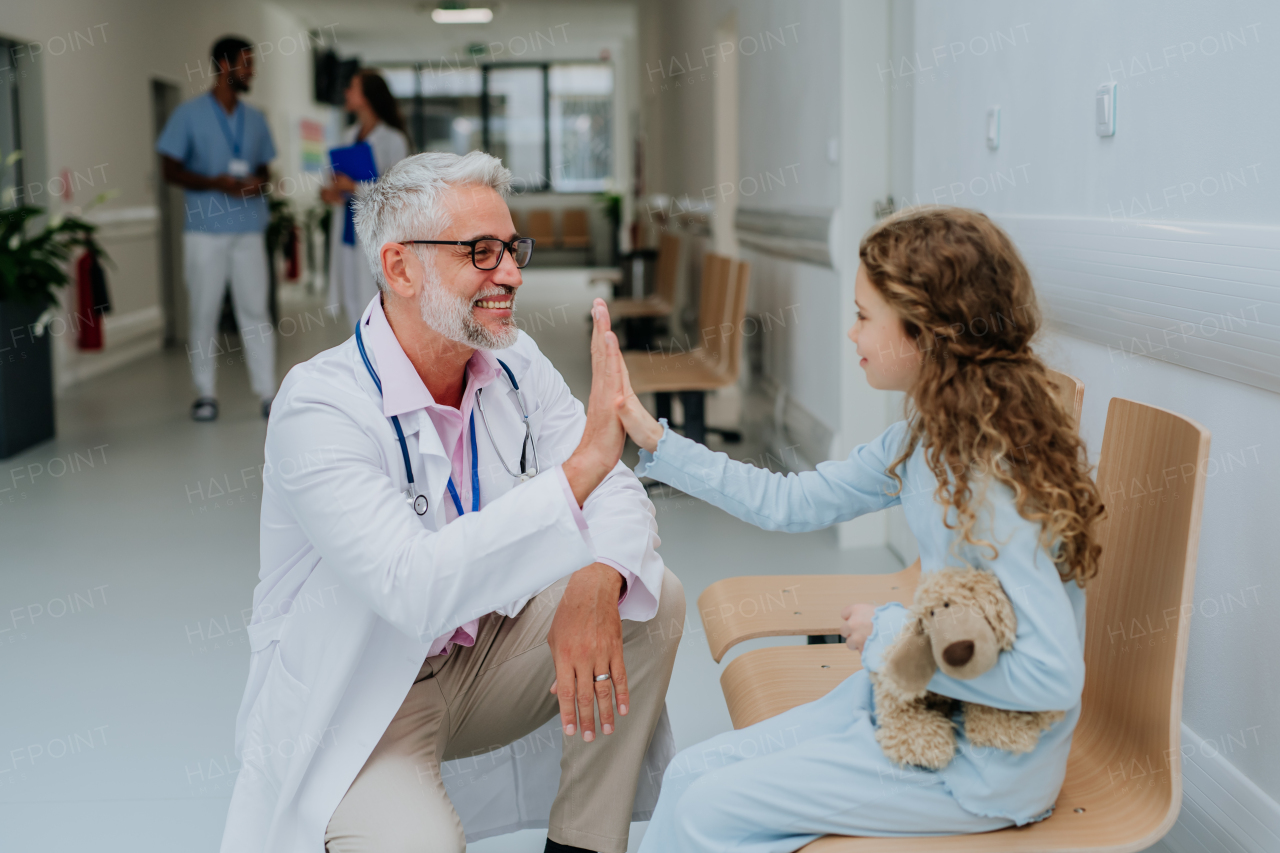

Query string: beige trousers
325 568 685 853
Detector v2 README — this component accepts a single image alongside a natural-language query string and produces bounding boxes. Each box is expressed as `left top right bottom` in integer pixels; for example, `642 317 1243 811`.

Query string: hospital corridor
1 3 1277 853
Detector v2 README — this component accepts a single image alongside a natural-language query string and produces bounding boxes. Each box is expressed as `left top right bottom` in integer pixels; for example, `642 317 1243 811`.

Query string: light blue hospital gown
634 420 1087 853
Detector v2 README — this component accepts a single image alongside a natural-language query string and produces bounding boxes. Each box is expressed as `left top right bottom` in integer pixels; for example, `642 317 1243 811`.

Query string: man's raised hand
562 298 628 505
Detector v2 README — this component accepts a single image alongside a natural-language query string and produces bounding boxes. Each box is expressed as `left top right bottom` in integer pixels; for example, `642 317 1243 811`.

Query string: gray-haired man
218 152 683 853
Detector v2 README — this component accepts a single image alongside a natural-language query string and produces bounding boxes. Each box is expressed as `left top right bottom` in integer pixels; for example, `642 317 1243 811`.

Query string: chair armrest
697 560 922 662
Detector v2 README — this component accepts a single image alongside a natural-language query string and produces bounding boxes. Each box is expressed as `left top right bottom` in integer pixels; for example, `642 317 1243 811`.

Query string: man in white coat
219 151 684 853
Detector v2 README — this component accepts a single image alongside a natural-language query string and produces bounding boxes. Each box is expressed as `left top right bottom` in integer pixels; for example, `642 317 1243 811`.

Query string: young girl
612 207 1105 851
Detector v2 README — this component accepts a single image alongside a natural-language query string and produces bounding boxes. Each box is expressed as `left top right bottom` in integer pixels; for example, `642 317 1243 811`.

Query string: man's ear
882 619 937 697
381 242 417 299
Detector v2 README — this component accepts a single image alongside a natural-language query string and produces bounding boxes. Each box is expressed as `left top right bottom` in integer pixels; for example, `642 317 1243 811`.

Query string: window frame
369 59 614 195
481 61 552 193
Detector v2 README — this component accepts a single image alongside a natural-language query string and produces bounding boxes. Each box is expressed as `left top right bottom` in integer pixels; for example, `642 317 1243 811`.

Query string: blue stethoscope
355 321 540 517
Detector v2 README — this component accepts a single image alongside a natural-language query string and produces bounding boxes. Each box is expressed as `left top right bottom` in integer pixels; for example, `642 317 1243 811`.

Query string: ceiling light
432 7 493 24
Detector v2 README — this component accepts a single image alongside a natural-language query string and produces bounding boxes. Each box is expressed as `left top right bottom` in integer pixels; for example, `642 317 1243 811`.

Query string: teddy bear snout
942 640 975 667
927 605 1001 678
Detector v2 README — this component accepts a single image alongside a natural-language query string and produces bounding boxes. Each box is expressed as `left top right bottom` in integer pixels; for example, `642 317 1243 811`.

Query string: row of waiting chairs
617 239 749 445
513 208 590 250
695 378 1211 852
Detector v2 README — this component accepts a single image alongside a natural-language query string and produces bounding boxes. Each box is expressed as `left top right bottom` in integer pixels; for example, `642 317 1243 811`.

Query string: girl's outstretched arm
616 361 905 532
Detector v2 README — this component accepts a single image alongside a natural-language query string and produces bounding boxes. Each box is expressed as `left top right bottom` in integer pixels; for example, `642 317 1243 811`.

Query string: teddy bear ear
882 617 937 697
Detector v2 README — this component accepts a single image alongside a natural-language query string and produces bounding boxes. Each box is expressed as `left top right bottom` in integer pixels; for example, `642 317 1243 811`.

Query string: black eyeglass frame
401 237 536 270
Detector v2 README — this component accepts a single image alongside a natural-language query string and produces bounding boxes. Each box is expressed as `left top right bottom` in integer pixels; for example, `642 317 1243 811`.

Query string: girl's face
848 264 921 391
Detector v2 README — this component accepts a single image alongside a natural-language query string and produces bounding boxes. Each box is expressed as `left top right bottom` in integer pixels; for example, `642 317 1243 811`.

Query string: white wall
1 1 331 390
896 0 1280 813
641 0 894 549
643 0 845 423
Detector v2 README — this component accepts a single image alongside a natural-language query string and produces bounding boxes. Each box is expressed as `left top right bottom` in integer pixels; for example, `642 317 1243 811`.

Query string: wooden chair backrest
654 232 681 304
1047 368 1085 427
713 259 750 379
694 253 732 347
562 208 590 247
1071 398 1210 840
527 209 556 246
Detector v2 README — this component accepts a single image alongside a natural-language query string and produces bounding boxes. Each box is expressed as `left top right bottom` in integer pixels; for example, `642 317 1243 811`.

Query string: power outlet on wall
1096 82 1117 137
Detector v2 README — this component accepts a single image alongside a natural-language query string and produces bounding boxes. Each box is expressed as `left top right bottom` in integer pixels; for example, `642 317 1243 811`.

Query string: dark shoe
192 397 218 422
544 840 597 853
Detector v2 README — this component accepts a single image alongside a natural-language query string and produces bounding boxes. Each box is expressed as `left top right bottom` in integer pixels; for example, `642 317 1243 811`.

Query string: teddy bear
868 566 1066 770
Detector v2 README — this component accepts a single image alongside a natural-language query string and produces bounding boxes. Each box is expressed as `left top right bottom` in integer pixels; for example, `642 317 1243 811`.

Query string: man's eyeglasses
402 237 535 271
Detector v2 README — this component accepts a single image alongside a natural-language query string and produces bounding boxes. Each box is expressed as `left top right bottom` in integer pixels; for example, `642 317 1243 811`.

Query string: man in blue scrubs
157 36 278 421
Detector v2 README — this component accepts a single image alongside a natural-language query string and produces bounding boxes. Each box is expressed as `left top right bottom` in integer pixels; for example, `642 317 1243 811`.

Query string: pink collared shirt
364 298 631 657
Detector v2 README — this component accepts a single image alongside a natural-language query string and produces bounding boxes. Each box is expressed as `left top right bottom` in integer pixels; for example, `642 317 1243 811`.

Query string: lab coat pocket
241 645 312 795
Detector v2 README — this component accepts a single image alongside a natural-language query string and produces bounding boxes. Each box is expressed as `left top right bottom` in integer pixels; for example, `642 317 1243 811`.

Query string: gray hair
352 151 512 291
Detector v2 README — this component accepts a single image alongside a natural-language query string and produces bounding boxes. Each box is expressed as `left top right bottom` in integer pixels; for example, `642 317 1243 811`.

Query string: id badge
227 158 251 177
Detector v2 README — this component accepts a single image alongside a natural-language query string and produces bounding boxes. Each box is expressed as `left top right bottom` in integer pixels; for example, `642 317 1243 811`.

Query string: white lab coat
219 303 673 852
328 122 409 324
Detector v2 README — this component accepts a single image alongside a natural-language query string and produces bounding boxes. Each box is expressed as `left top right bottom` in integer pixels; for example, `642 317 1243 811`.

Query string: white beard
416 263 518 350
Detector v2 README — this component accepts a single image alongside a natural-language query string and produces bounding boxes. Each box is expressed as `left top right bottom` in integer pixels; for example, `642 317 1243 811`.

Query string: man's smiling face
416 183 523 350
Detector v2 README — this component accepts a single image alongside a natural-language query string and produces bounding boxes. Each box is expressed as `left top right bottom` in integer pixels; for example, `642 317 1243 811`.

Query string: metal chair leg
655 392 672 423
678 390 706 444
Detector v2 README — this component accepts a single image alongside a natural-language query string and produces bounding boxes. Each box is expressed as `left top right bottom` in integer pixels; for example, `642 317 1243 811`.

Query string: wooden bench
609 232 680 320
623 254 748 444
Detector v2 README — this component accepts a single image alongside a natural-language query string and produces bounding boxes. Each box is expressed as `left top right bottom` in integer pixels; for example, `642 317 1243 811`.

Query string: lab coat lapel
410 412 452 524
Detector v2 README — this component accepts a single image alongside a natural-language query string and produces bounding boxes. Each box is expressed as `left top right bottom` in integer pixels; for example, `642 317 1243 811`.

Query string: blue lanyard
355 321 481 517
211 94 245 159
444 417 481 516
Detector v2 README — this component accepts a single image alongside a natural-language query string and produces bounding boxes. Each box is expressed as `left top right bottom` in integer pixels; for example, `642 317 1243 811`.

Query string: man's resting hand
548 562 629 741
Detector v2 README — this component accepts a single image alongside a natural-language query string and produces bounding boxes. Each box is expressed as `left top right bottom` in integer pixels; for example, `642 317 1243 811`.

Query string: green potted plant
0 153 110 458
596 190 623 266
264 192 298 324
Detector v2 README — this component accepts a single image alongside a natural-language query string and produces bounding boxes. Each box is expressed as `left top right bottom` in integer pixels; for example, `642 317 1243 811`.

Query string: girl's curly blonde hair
859 206 1104 588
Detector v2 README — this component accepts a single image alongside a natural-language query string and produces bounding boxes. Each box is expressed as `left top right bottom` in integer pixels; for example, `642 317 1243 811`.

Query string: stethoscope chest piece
412 493 428 515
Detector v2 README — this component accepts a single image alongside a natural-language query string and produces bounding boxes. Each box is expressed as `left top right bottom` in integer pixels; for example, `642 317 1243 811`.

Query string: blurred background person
322 69 412 327
157 35 278 422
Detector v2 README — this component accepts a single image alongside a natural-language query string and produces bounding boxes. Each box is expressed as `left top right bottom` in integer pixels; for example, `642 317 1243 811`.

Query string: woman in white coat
321 70 411 325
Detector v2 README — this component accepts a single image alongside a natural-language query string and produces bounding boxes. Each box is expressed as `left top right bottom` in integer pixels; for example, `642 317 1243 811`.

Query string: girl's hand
612 344 664 453
839 602 877 653
332 173 358 193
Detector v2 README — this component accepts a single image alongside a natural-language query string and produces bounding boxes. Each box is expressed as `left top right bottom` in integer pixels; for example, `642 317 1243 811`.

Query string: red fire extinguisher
75 248 111 350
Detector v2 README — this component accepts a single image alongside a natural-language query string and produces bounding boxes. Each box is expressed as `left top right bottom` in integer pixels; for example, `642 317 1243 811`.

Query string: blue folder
329 141 378 245
329 141 378 181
